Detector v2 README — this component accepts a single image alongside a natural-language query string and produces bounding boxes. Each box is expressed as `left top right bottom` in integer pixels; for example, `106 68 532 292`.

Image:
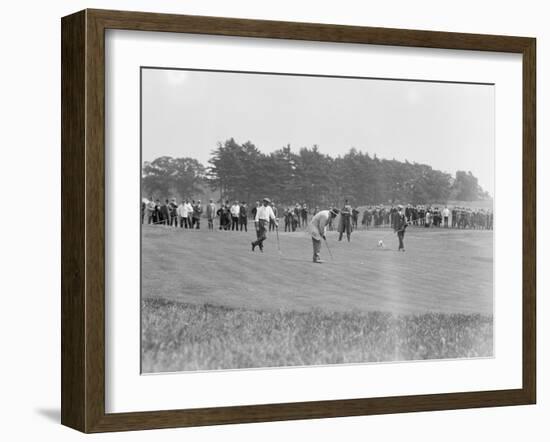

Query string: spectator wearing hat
269 203 278 232
338 199 353 242
160 199 171 225
189 200 196 228
418 205 425 227
239 201 248 232
146 198 155 224
206 199 216 231
153 199 162 224
293 203 302 228
285 207 295 232
292 209 300 231
442 206 450 228
251 198 277 252
405 204 413 223
141 199 146 224
394 204 408 252
181 199 193 228
301 204 309 226
169 198 178 227
351 207 360 230
176 200 186 228
230 200 240 231
309 208 339 263
251 201 260 220
192 200 203 229
361 208 369 229
425 208 432 228
216 201 230 230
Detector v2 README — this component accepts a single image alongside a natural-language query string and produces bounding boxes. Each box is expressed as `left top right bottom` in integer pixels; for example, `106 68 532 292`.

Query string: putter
323 236 334 260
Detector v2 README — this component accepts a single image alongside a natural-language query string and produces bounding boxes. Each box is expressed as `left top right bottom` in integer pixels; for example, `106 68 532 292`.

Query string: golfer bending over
309 208 339 263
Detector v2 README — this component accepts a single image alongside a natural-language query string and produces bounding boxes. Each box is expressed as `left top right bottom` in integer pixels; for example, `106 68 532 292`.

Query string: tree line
142 138 489 206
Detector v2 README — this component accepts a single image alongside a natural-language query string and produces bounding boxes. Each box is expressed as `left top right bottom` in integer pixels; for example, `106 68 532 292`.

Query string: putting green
142 224 493 315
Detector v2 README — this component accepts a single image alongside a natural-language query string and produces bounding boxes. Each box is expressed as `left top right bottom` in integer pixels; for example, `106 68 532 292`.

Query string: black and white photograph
140 67 494 374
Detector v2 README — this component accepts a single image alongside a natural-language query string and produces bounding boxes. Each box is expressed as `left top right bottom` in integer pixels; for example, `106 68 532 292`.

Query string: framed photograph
61 9 536 433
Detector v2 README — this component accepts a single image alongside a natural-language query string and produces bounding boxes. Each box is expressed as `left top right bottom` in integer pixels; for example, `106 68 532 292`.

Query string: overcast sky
142 68 494 195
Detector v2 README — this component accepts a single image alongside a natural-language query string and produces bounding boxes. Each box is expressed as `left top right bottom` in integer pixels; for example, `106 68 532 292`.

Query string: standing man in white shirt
230 200 241 231
251 198 278 252
183 199 194 228
177 200 186 228
442 206 450 228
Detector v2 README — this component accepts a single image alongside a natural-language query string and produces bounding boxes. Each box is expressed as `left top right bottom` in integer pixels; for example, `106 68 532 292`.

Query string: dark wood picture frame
61 9 536 433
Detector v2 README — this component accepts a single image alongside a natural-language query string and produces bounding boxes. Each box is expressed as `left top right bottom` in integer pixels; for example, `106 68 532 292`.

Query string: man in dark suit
338 199 353 241
192 200 203 229
405 204 413 223
390 206 398 229
284 207 292 232
294 203 302 228
251 201 260 220
361 208 370 229
169 198 178 227
239 202 248 232
153 199 161 224
217 200 231 230
160 199 171 225
394 204 408 252
301 203 308 226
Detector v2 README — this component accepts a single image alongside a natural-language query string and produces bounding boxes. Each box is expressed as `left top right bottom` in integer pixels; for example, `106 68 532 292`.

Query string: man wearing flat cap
394 204 408 252
309 208 339 263
251 198 277 252
338 199 353 242
192 200 203 229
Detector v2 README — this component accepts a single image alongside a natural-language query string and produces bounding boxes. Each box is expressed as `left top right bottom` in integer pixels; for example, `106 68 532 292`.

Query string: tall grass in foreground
142 298 493 373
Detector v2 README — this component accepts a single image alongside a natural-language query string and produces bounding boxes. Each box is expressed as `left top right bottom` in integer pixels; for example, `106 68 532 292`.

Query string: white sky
142 68 494 195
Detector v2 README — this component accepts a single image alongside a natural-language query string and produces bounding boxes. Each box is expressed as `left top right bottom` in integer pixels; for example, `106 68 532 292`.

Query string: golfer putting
308 208 339 263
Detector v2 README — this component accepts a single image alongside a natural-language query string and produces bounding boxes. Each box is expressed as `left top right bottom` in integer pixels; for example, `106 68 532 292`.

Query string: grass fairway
141 224 493 372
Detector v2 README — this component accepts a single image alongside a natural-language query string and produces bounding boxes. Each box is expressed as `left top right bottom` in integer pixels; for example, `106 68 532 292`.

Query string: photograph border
61 8 536 433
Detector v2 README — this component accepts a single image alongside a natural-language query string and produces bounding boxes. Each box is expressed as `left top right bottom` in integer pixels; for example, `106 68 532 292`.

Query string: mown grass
142 298 493 373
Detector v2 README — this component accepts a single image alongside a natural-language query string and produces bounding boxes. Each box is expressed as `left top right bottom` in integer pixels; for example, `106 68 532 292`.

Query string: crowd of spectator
141 198 493 232
361 204 493 230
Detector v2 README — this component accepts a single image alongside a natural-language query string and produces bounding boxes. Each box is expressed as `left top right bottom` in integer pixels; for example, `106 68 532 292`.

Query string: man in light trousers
309 208 339 263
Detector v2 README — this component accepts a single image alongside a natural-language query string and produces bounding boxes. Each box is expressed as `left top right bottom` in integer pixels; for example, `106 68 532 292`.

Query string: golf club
323 236 334 260
275 225 282 256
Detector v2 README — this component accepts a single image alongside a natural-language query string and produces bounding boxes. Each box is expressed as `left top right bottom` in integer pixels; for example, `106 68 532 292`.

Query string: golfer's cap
263 197 271 203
